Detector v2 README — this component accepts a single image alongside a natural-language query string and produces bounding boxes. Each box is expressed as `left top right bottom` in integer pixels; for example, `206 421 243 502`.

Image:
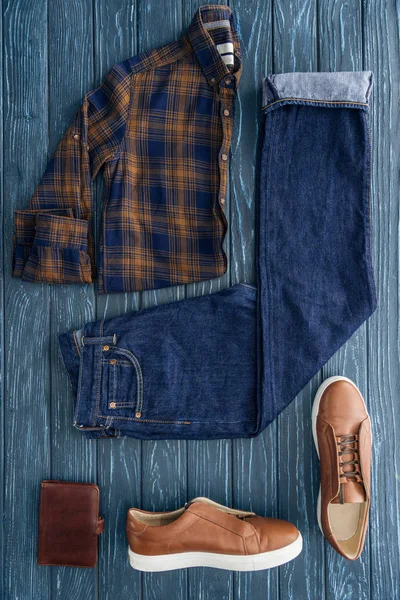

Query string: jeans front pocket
100 347 143 419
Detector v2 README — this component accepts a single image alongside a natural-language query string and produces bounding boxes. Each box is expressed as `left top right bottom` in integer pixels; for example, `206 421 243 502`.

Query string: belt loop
82 334 118 346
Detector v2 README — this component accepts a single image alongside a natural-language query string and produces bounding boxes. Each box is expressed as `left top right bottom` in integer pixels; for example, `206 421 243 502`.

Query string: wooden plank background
1 0 399 598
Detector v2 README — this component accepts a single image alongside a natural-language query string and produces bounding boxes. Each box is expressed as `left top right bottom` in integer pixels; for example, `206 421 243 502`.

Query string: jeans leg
258 71 377 429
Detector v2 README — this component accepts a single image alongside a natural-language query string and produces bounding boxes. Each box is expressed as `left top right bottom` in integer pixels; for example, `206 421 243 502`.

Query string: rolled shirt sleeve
13 60 132 284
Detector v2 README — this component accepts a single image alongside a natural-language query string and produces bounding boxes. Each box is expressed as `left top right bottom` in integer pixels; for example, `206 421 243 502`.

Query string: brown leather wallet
38 480 104 567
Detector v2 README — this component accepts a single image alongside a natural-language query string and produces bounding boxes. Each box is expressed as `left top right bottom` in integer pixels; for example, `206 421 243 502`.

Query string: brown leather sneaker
126 497 302 571
312 376 371 560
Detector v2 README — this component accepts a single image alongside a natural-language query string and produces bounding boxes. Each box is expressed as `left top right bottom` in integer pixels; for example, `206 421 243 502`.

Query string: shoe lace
336 434 363 502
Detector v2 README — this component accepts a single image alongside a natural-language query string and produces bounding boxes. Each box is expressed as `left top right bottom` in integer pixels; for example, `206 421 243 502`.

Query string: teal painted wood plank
364 0 400 598
2 0 51 598
47 2 98 598
182 2 234 599
94 0 140 320
318 1 371 598
272 2 327 600
92 2 142 599
137 2 188 600
318 0 363 71
141 440 188 600
2 1 400 599
229 1 280 599
186 440 234 600
0 0 4 590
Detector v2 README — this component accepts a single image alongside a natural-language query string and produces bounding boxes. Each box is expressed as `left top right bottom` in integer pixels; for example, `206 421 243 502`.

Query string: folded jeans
59 71 377 439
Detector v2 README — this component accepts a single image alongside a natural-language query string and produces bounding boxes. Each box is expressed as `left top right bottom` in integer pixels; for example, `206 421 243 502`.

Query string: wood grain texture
1 0 400 599
0 0 4 591
228 1 279 599
364 1 400 599
272 1 326 600
137 3 188 600
2 0 51 598
318 1 370 598
183 3 233 599
47 1 97 598
92 2 142 599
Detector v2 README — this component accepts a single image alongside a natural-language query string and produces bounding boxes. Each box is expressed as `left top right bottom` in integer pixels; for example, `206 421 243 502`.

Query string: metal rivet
220 197 225 205
109 402 116 408
221 154 228 161
103 345 109 351
135 412 142 418
73 133 80 140
110 359 117 365
223 109 230 116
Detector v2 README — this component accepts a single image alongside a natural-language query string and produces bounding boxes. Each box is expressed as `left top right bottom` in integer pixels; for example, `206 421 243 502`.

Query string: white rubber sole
311 376 369 533
128 533 302 572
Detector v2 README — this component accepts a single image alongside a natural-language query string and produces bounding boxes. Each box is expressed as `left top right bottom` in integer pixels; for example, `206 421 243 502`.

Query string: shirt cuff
13 208 74 277
13 210 93 284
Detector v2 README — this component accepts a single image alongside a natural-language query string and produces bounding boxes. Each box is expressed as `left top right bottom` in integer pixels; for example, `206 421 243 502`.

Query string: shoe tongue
332 481 366 504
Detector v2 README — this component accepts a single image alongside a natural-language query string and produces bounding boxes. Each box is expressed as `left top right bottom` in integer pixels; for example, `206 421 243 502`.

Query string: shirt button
210 77 215 84
225 78 232 85
220 197 225 205
223 109 230 116
221 154 228 161
73 133 80 140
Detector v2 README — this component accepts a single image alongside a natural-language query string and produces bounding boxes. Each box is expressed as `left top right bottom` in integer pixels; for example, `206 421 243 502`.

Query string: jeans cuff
264 71 373 109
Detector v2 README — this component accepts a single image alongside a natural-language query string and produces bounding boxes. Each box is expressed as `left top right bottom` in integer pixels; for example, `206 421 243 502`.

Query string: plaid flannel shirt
13 5 242 294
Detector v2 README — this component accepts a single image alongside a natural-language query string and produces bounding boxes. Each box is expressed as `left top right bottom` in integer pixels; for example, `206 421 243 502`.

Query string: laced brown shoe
126 497 302 572
312 376 371 560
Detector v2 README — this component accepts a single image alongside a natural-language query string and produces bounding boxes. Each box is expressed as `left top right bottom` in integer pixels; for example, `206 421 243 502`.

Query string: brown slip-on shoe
312 376 371 560
126 497 302 572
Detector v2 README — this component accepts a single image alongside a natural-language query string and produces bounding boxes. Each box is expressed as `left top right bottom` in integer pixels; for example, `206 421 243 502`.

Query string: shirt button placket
218 77 235 213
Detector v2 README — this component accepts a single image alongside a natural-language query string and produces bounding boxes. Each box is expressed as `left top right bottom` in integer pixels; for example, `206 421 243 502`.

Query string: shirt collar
187 5 242 88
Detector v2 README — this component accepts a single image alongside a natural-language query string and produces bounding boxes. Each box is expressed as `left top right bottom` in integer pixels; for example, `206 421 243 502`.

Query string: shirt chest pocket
100 347 143 419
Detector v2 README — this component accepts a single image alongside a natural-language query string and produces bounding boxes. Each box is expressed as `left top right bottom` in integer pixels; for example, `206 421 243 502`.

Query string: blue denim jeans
59 71 377 439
